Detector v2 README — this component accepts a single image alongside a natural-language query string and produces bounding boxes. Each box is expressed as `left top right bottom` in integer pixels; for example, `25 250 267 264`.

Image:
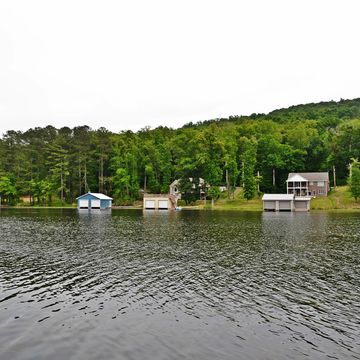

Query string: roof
294 196 312 201
170 180 179 187
262 194 294 201
76 192 113 200
287 172 329 182
286 174 308 182
144 194 170 198
170 178 205 186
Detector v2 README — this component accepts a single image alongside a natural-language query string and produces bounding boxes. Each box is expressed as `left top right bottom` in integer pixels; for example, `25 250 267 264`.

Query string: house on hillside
170 178 210 200
169 179 181 199
286 172 330 197
77 192 112 210
144 178 210 210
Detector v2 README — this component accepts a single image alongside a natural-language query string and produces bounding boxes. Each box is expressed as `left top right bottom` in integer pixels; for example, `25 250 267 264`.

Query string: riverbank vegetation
191 186 360 211
1 98 360 206
311 186 360 210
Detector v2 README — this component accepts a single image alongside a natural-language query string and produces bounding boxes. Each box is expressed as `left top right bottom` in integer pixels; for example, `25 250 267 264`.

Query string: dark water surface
0 209 359 360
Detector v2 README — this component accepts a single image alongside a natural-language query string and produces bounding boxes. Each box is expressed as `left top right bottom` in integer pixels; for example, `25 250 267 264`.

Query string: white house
287 172 330 197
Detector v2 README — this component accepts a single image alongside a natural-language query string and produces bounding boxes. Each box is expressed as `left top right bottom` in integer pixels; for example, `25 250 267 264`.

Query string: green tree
46 143 70 203
112 168 131 203
208 186 221 206
349 166 360 200
178 177 201 205
0 176 18 205
31 179 54 205
240 137 257 200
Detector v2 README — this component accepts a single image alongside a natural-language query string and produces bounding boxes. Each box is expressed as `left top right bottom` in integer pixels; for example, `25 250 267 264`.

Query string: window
317 181 324 187
318 189 325 194
309 181 314 185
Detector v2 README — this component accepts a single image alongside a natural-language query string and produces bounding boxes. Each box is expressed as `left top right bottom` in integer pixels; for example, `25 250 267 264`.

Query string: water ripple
0 209 359 359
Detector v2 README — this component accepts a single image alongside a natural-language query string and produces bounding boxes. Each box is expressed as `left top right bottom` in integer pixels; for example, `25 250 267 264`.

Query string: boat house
262 194 311 212
143 194 177 210
77 192 112 210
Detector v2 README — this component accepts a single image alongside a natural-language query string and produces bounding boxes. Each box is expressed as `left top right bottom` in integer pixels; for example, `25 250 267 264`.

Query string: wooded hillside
1 98 359 205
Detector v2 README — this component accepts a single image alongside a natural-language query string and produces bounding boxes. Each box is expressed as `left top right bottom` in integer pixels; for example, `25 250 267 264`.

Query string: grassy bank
197 186 360 211
3 186 359 211
310 186 360 210
197 188 263 211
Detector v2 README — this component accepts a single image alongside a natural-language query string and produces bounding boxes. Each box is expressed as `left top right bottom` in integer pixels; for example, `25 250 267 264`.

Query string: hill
0 97 360 205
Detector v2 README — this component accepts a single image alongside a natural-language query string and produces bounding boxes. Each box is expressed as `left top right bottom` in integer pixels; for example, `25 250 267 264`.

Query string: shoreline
1 205 360 212
1 187 359 212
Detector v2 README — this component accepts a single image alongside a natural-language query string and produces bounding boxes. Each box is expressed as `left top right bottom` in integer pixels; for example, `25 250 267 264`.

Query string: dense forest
1 98 360 205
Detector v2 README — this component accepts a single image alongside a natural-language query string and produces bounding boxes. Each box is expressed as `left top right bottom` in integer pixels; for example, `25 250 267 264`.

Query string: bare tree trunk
79 154 82 195
98 155 104 193
349 163 353 179
333 165 336 188
233 173 236 200
84 159 88 192
242 162 245 188
98 156 104 193
60 162 64 203
98 159 101 193
226 169 230 199
273 168 276 187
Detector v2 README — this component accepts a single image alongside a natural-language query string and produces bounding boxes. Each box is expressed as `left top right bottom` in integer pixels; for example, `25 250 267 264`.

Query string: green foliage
0 176 17 204
208 186 221 202
113 168 131 202
31 179 55 205
178 177 201 205
311 186 360 209
240 137 257 200
348 160 360 200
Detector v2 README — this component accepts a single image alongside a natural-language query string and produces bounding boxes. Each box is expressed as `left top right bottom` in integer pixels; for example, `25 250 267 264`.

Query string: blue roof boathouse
76 193 112 210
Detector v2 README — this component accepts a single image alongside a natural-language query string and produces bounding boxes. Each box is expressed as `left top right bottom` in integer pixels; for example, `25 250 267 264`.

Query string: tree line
1 98 360 205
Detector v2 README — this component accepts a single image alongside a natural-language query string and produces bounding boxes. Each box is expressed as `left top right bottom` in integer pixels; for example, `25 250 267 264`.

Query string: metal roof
294 196 312 201
144 194 170 198
76 192 113 200
287 172 329 182
262 194 295 201
286 174 308 182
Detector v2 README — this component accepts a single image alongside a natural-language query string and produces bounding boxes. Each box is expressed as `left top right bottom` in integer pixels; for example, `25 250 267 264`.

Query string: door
79 199 89 209
295 201 307 210
145 200 155 209
91 199 101 209
264 200 275 210
158 200 168 209
279 201 291 211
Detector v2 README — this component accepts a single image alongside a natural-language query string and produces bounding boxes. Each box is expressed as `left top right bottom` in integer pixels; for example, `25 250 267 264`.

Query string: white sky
0 0 360 135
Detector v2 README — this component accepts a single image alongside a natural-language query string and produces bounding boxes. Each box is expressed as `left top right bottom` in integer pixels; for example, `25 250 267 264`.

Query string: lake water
0 209 359 360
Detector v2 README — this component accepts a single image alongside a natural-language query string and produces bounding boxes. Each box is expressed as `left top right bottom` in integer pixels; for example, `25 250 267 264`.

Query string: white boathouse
262 194 311 212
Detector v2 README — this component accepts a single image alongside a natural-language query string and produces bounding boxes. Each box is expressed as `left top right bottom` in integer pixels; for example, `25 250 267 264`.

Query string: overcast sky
0 0 359 135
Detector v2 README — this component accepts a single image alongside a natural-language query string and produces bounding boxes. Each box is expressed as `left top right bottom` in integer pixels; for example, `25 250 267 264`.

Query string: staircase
169 194 178 209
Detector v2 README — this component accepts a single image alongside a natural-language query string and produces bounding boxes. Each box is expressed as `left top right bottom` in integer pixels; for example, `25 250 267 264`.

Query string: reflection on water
0 209 359 360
